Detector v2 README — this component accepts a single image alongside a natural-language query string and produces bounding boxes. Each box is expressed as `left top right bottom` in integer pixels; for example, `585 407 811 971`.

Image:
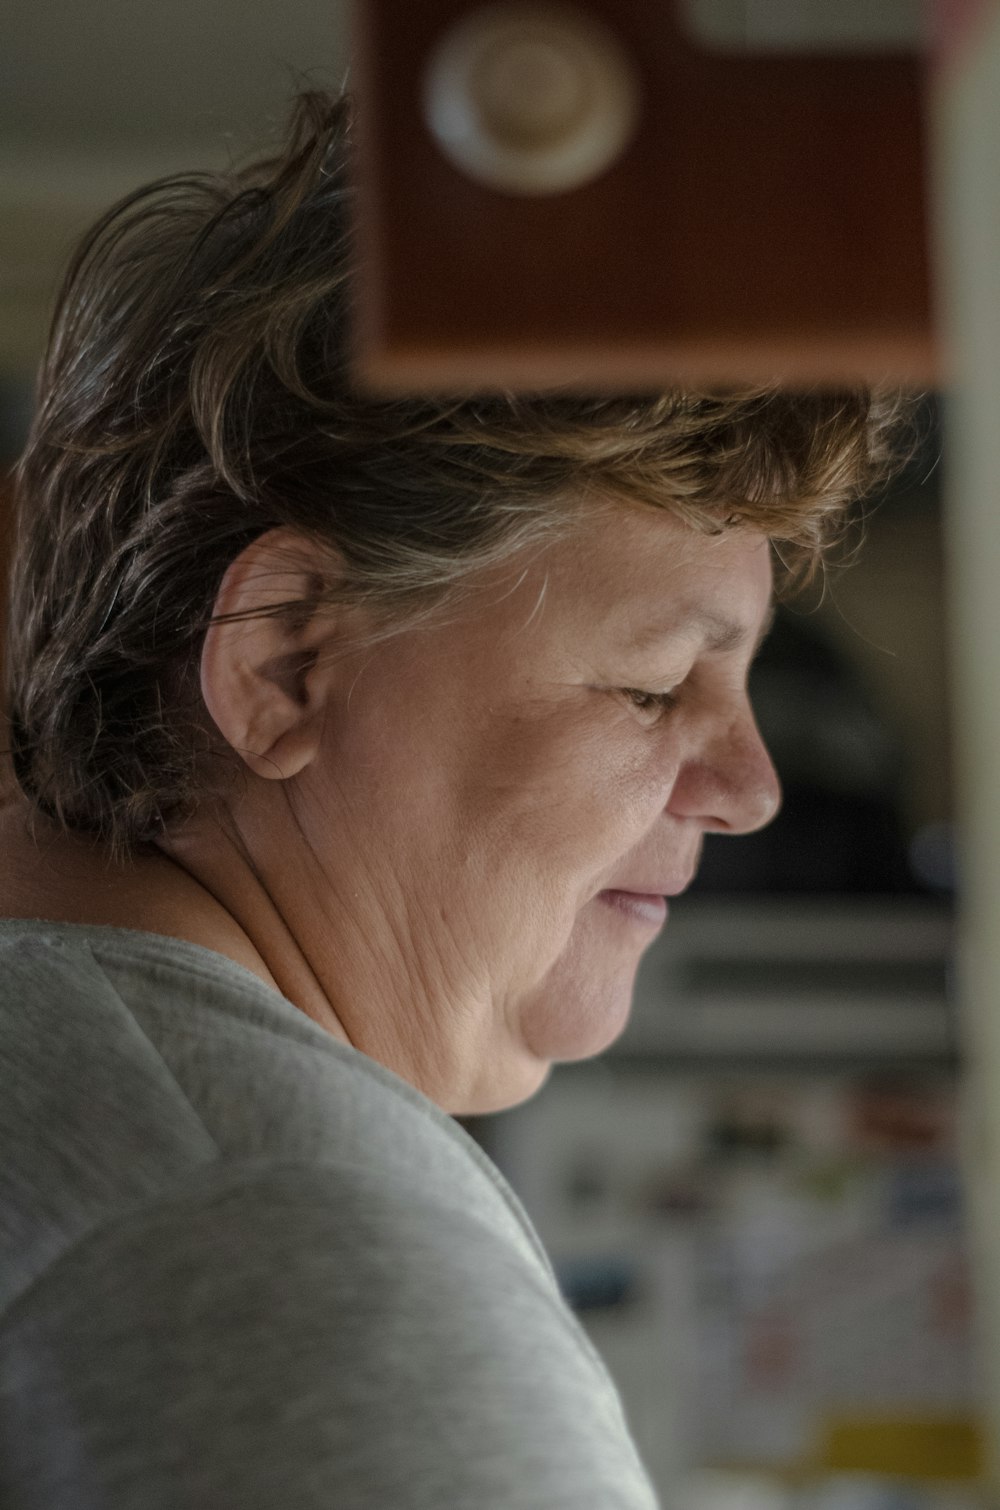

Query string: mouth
597 889 668 928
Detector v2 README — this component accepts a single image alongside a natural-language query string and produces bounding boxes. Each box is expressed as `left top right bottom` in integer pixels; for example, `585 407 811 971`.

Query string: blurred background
474 424 971 1510
0 5 984 1510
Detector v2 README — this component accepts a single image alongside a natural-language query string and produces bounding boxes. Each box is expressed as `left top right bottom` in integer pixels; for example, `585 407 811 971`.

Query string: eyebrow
628 603 776 657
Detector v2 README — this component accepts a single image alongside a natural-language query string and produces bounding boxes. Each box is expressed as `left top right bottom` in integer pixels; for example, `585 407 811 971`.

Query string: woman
0 92 911 1507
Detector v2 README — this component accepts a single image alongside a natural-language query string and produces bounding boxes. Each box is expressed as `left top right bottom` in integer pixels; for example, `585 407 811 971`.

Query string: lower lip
598 890 668 928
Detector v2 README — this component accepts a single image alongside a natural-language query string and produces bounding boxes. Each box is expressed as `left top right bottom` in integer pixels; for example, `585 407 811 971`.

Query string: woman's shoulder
1 925 639 1510
0 916 552 1315
0 1146 656 1510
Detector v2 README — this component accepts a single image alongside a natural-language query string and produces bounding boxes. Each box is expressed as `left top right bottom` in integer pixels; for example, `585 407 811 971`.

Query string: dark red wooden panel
352 0 934 389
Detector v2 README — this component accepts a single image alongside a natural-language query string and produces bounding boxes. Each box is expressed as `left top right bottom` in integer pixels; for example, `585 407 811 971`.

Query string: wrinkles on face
254 507 779 1112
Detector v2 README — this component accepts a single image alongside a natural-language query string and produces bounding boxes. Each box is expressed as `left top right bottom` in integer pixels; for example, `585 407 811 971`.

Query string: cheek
474 724 676 894
552 725 677 849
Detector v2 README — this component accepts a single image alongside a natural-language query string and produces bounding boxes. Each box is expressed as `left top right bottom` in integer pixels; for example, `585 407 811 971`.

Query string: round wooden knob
423 4 641 195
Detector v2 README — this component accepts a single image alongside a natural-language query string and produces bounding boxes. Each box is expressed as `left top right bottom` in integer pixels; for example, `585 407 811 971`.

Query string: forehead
536 505 773 651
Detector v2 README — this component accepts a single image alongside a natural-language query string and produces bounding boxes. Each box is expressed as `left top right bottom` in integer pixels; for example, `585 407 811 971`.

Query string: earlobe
199 528 340 781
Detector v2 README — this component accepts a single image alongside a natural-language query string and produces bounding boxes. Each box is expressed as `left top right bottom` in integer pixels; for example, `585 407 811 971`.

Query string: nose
666 706 782 836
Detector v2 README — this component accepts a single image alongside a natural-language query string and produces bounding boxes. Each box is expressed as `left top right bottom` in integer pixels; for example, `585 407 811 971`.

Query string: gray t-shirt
0 919 658 1508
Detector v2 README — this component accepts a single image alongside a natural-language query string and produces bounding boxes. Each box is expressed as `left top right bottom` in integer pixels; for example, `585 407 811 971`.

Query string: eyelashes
619 686 680 721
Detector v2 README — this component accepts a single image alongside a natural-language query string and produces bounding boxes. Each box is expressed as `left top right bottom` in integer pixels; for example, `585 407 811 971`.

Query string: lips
597 889 669 927
595 860 699 928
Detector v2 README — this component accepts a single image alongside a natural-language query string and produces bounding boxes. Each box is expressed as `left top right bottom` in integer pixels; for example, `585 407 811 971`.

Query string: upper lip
603 877 695 899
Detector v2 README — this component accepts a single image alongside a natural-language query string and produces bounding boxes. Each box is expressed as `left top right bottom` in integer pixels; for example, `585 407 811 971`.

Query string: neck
155 789 495 1110
0 793 347 1041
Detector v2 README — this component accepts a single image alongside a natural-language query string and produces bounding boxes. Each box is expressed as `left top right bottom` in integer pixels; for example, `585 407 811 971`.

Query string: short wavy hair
4 90 916 861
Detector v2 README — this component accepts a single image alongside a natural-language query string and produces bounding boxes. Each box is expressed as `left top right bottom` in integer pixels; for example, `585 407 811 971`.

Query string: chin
532 986 636 1063
451 924 646 1116
449 980 633 1117
518 901 646 1064
520 952 640 1067
454 1057 554 1118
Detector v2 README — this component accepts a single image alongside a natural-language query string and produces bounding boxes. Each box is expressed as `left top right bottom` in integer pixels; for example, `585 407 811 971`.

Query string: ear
199 527 343 781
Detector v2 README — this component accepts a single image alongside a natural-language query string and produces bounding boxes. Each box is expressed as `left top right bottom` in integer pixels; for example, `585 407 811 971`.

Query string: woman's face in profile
298 504 780 1113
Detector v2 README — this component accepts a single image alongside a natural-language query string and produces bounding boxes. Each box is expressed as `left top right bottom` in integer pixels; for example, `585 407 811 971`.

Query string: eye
619 686 680 722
